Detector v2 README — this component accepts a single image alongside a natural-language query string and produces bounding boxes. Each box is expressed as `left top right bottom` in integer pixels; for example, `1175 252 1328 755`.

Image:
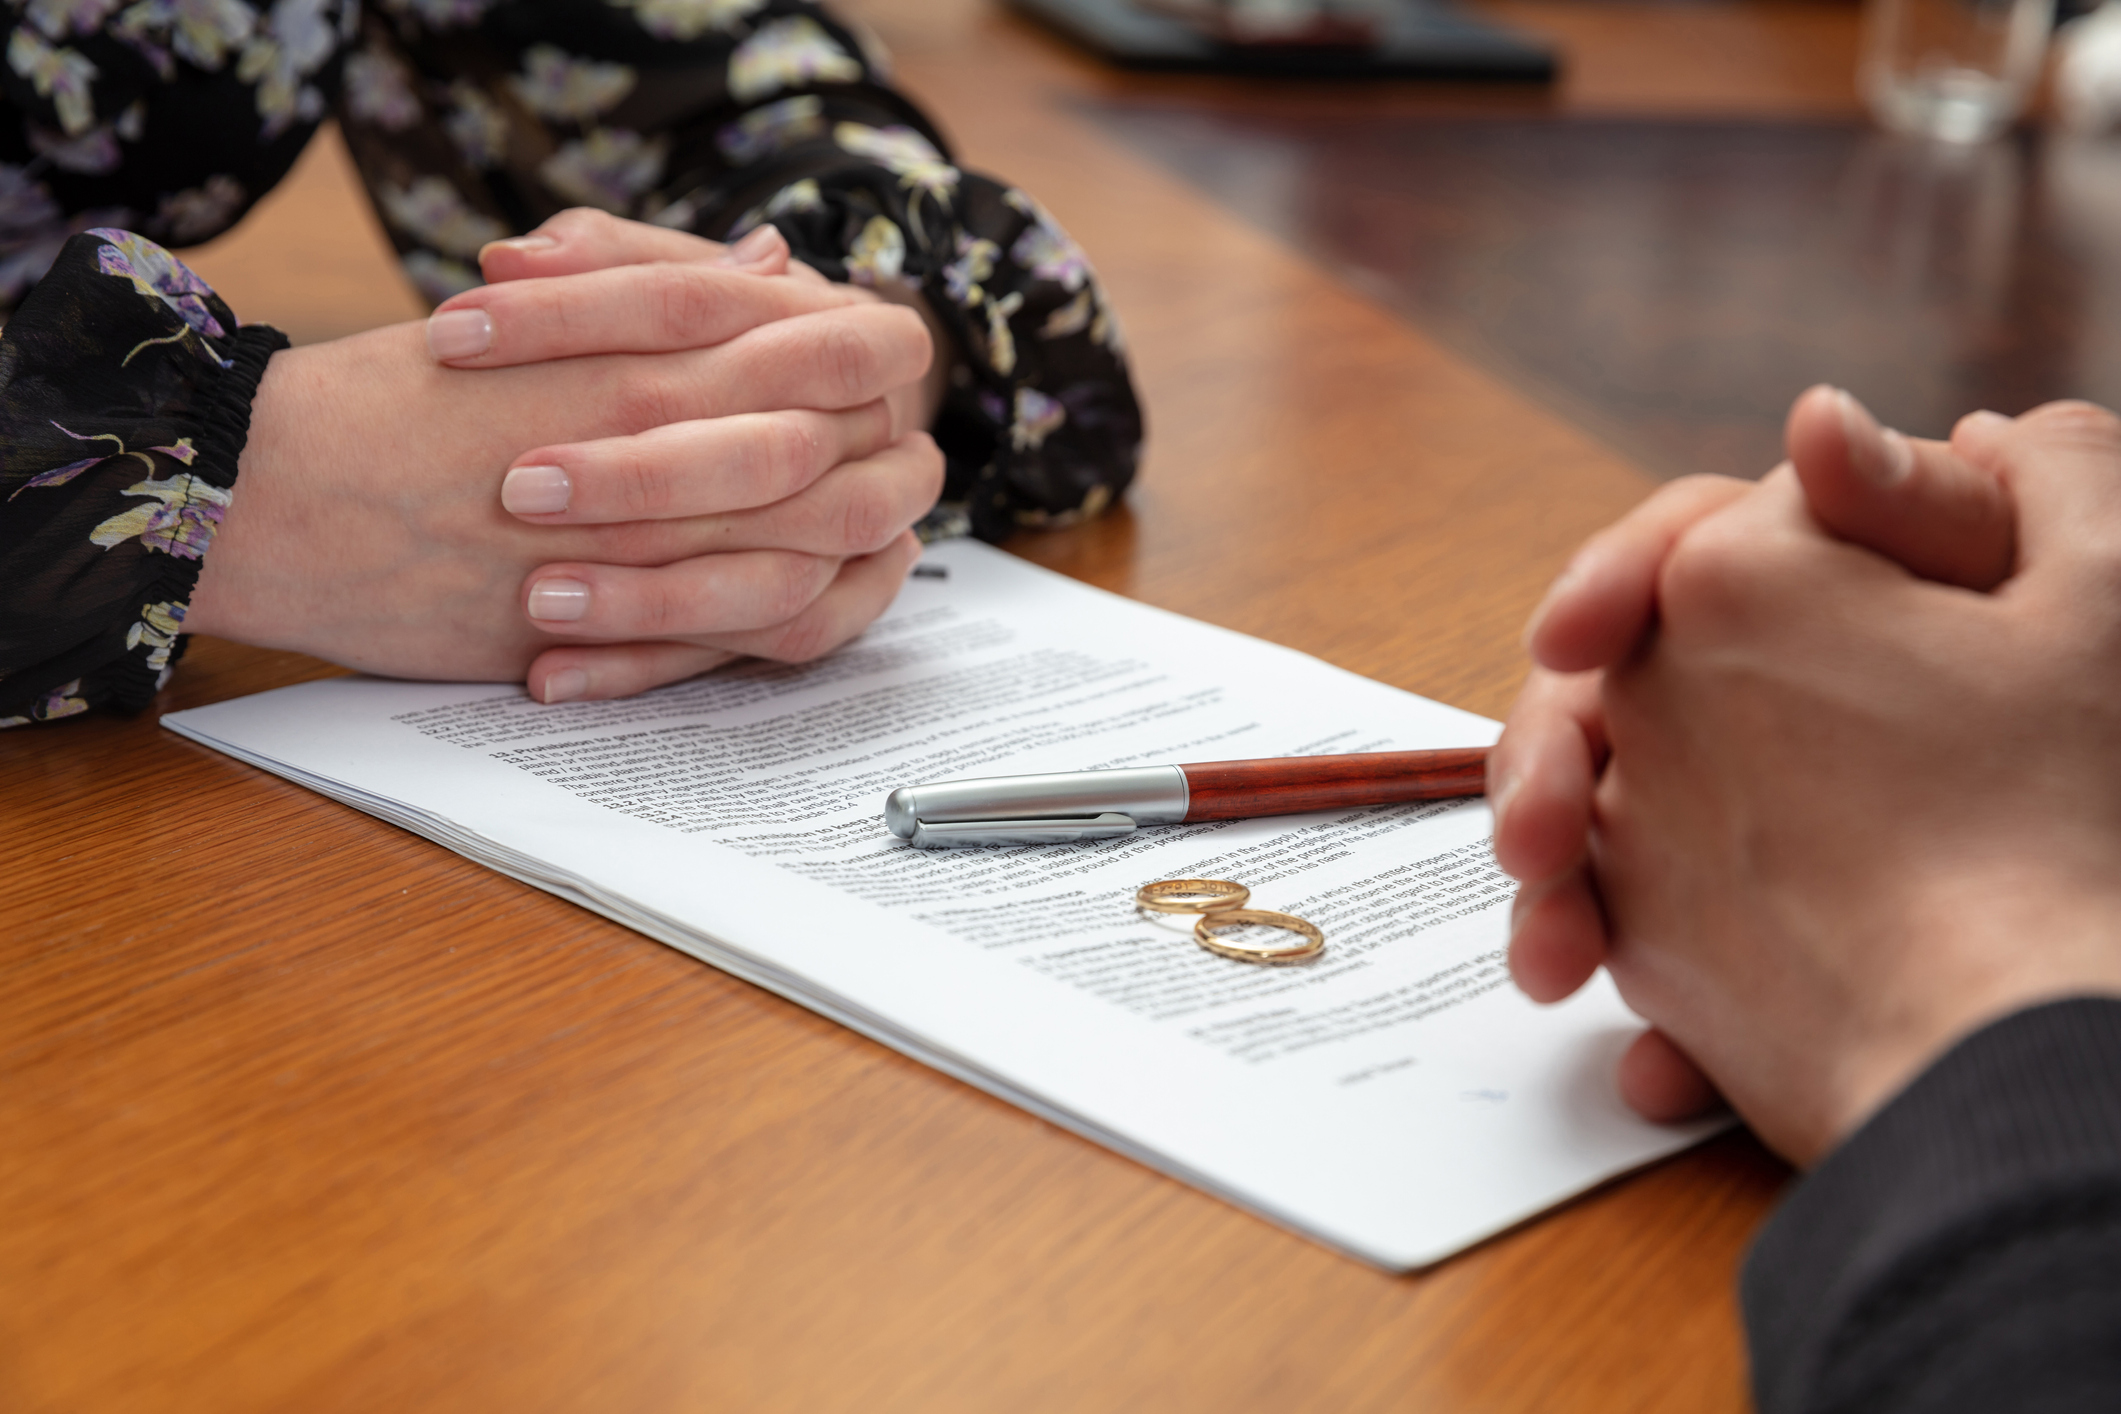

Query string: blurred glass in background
1862 0 2055 141
2056 2 2121 130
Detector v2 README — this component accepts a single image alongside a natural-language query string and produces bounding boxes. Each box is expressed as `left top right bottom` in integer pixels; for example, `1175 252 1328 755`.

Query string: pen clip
906 813 1138 849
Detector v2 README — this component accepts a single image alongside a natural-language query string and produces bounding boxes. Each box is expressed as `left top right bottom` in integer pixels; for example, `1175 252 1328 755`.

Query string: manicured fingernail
483 233 558 256
502 464 572 515
718 224 783 267
542 668 589 703
427 307 493 361
1836 389 1913 487
527 578 591 622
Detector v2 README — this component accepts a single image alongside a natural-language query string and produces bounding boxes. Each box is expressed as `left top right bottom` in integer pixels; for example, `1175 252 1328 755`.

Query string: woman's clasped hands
186 208 947 704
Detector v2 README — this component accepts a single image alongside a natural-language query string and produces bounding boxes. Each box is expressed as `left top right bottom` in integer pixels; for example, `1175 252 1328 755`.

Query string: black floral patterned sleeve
0 0 1142 724
0 230 283 724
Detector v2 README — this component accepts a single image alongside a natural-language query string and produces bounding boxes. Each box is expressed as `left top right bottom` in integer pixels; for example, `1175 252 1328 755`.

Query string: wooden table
7 4 1922 1409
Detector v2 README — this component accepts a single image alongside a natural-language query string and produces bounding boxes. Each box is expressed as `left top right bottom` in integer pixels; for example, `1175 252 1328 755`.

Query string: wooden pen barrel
1179 748 1489 822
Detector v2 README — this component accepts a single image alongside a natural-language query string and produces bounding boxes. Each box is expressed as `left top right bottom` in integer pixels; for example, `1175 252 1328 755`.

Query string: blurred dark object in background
1087 103 2121 481
1139 0 1386 46
1004 0 1555 79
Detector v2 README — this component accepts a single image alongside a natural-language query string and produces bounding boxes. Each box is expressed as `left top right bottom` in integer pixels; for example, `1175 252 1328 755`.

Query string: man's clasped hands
187 209 948 705
1490 384 2121 1166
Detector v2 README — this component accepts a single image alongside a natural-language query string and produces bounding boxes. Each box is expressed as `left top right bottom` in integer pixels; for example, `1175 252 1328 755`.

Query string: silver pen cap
886 765 1188 848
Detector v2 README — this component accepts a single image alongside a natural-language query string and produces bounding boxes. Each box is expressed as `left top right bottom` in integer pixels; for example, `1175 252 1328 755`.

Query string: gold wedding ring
1193 909 1326 964
1136 879 1250 914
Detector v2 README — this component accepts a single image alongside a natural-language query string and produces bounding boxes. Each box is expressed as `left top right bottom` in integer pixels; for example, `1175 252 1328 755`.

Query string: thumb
1785 384 2016 590
1951 400 2121 588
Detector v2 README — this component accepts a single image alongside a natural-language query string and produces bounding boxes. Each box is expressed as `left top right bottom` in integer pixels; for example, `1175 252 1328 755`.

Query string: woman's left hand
190 286 942 699
421 208 953 701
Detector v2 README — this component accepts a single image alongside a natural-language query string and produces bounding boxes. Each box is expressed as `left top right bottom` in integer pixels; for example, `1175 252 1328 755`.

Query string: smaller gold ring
1193 909 1326 964
1136 879 1251 914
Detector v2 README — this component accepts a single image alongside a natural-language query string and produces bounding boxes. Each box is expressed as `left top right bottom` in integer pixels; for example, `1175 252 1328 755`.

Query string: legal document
162 538 1717 1268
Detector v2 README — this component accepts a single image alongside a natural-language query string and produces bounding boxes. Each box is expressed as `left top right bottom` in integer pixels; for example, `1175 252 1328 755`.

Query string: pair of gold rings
1133 879 1326 964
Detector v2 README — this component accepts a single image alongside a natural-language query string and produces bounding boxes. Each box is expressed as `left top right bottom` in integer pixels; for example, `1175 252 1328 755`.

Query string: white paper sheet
162 538 1716 1268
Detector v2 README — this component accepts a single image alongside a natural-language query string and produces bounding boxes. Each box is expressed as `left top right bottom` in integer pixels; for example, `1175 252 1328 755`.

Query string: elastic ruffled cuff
0 230 288 724
98 322 288 714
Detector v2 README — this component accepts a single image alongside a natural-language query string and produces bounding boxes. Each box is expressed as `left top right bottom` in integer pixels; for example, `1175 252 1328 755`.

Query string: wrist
185 339 316 641
175 324 295 641
1823 882 2121 1158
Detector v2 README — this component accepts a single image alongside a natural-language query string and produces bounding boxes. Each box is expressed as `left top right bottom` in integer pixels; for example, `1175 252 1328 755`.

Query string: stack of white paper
164 539 1714 1268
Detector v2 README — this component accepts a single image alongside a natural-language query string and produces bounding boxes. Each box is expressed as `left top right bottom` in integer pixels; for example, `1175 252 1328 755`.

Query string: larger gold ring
1136 878 1251 914
1193 909 1325 964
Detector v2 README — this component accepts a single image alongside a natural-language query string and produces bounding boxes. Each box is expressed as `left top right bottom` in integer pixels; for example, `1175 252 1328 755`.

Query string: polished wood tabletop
4 3 1938 1410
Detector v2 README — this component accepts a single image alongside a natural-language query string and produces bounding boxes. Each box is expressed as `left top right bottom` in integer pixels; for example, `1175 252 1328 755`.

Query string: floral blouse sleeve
0 230 283 725
0 0 1142 725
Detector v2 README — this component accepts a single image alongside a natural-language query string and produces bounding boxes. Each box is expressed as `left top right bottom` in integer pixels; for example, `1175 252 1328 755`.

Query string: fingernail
1509 886 1533 941
502 464 572 515
1522 554 1585 649
542 668 589 703
527 578 591 622
1488 766 1519 824
483 233 558 256
1959 409 2011 436
1836 389 1913 487
718 224 783 267
427 307 493 362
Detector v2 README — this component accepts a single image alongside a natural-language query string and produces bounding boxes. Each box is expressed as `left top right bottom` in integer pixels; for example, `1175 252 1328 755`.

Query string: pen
884 747 1489 848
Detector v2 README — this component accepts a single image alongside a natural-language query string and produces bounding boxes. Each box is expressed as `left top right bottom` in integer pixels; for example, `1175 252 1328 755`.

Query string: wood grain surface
1087 107 2116 484
1 4 1806 1411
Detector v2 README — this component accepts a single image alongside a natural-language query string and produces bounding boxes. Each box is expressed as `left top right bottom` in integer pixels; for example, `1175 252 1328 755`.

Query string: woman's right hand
185 267 942 695
461 207 951 444
404 208 952 700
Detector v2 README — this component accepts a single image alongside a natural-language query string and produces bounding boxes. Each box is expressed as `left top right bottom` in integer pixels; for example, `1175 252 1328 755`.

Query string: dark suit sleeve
1742 997 2121 1414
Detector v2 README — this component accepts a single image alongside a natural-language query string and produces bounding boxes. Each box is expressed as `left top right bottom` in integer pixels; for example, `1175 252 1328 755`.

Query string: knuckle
596 517 670 565
816 317 882 403
2023 400 2121 453
1657 518 1762 632
761 608 837 664
759 414 823 496
633 573 691 637
1663 472 1744 504
548 207 613 242
1644 473 1747 531
760 553 827 623
608 441 671 519
835 476 898 553
646 265 720 346
612 369 684 434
